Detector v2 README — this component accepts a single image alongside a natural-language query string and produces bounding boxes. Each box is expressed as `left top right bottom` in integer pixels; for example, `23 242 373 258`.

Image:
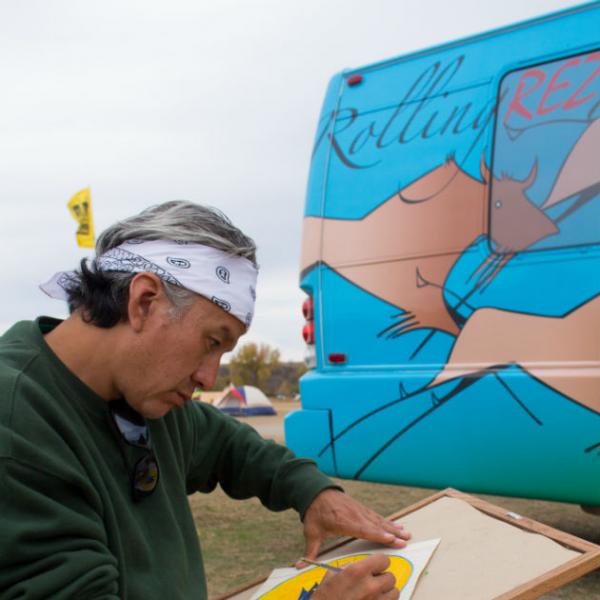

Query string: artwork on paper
250 539 440 600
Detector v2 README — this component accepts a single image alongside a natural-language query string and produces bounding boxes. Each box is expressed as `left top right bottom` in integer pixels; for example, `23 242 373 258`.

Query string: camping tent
214 385 276 416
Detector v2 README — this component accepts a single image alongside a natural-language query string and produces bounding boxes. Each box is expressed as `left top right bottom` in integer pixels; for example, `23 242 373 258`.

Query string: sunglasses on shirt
109 399 159 502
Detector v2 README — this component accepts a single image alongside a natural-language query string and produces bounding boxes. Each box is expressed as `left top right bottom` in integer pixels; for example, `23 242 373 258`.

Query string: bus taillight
302 297 314 321
302 321 315 345
302 296 315 345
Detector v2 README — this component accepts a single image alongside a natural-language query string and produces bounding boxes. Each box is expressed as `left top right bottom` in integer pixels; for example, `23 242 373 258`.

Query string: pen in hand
299 557 342 573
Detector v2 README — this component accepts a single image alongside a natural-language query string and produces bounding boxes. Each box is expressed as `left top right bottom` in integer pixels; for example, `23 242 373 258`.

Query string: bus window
490 50 600 254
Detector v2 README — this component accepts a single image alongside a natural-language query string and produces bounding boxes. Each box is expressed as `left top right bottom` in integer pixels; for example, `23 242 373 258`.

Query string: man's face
118 292 245 419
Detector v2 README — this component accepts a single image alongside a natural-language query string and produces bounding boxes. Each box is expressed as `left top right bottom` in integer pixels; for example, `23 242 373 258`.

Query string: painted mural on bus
287 7 600 506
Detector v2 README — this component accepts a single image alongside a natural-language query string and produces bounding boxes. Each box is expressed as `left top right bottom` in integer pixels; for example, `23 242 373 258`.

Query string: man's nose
191 357 220 391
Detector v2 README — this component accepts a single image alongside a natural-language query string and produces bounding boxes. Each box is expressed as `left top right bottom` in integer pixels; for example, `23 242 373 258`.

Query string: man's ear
127 273 165 333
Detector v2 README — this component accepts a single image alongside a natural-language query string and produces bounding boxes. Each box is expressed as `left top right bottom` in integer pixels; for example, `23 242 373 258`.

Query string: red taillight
347 74 363 86
328 353 347 364
302 297 314 320
302 321 315 345
302 295 315 345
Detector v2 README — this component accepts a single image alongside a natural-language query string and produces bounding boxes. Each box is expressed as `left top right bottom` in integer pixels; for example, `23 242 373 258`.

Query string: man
0 201 409 599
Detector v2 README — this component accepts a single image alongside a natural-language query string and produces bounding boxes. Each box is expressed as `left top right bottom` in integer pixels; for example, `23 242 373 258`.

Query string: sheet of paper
250 538 440 600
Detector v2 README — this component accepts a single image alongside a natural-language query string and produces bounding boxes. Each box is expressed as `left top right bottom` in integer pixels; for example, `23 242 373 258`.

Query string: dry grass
189 403 600 599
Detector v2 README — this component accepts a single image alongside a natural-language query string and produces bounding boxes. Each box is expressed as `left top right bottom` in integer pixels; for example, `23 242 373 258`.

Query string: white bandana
40 240 258 327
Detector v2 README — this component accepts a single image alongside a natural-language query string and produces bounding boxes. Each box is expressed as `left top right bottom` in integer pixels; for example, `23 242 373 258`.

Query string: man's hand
300 489 410 564
311 554 399 600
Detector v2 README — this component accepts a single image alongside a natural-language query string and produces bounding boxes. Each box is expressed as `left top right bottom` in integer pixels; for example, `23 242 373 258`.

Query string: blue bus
285 1 600 507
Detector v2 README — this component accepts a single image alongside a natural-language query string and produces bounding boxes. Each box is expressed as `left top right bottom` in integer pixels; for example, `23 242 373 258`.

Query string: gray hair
67 201 257 326
96 201 257 265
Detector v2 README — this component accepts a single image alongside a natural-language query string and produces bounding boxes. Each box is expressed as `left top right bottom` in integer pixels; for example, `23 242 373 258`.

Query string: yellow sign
258 554 412 599
67 188 95 248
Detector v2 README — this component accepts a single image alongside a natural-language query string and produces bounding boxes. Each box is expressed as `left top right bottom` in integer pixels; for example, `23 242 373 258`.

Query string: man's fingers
347 553 391 576
382 520 411 547
338 504 409 544
381 588 401 600
366 553 391 575
374 571 397 593
364 557 397 598
355 521 409 549
384 520 410 538
304 535 322 560
311 555 398 599
301 489 414 569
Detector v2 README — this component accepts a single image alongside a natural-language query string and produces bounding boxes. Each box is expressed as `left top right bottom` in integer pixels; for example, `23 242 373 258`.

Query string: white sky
0 0 583 360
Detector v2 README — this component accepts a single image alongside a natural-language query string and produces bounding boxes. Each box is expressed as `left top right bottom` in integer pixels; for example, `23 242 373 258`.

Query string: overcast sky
0 0 583 360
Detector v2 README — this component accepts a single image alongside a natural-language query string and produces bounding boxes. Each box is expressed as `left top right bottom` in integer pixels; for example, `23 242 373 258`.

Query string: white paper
250 538 440 600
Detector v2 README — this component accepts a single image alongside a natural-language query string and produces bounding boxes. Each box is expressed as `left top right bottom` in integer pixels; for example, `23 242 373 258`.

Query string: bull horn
522 160 538 189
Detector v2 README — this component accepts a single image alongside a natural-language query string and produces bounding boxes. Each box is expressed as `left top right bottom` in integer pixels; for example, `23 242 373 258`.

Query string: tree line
214 342 307 397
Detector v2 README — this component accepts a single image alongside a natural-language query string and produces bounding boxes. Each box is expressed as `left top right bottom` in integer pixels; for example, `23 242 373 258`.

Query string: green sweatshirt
0 318 336 599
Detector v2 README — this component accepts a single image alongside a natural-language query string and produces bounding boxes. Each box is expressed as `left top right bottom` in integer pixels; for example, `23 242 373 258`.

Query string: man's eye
209 337 221 349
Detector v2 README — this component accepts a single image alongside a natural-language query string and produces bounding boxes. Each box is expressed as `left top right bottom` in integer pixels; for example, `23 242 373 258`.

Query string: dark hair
65 201 257 327
66 260 131 327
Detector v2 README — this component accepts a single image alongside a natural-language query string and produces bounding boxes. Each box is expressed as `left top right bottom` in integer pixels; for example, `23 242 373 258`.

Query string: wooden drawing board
217 488 600 600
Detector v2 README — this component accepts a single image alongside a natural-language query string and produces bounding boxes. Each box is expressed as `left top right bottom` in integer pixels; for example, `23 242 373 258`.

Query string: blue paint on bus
287 2 600 505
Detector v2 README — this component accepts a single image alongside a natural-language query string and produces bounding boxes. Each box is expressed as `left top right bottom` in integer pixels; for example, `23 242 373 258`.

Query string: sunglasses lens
133 453 159 499
109 400 158 501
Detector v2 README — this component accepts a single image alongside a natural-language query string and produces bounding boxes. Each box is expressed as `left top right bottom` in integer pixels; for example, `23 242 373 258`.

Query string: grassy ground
190 401 600 599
